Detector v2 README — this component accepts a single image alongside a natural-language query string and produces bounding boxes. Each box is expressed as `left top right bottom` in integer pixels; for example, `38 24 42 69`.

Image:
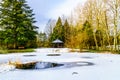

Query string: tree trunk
113 26 117 51
93 32 98 49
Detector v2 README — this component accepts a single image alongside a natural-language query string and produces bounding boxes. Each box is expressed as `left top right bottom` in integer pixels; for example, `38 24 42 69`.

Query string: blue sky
27 0 86 32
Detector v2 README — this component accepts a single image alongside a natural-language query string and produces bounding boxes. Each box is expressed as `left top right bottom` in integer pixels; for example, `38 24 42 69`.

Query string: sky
27 0 86 32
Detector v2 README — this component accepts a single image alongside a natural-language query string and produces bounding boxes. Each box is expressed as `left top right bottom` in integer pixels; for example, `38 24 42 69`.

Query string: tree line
42 0 120 51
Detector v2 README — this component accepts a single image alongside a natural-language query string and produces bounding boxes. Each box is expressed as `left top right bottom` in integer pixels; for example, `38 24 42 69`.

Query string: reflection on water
35 62 63 69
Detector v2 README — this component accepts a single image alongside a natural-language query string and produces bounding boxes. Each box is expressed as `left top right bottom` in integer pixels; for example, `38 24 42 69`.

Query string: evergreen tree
82 20 94 49
38 32 47 47
49 17 63 42
63 19 70 46
0 0 38 49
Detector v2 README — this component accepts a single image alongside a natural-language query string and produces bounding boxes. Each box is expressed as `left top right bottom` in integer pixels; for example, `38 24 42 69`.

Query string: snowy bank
0 48 120 80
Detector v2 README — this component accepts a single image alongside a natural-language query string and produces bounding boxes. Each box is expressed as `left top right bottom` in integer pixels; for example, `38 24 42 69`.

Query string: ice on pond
1 48 120 80
15 61 64 69
35 62 53 69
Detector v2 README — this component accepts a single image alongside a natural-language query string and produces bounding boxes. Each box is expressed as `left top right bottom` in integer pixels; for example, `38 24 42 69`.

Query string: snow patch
35 48 70 53
0 64 15 73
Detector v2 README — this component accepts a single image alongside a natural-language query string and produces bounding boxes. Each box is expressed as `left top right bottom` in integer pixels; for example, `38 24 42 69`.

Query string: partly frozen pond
0 48 120 80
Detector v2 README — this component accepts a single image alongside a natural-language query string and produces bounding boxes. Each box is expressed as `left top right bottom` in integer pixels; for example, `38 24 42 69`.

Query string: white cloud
47 0 86 19
27 0 87 32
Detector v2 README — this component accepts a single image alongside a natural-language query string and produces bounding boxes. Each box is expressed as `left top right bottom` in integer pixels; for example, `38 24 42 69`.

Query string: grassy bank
7 49 35 53
69 48 120 54
0 48 35 54
87 49 120 54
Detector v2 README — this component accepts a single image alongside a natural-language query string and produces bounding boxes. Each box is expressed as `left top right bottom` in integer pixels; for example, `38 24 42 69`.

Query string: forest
40 0 120 52
0 0 120 53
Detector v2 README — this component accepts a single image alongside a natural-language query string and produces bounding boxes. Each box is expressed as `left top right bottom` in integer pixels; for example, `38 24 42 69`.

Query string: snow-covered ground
0 48 120 80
